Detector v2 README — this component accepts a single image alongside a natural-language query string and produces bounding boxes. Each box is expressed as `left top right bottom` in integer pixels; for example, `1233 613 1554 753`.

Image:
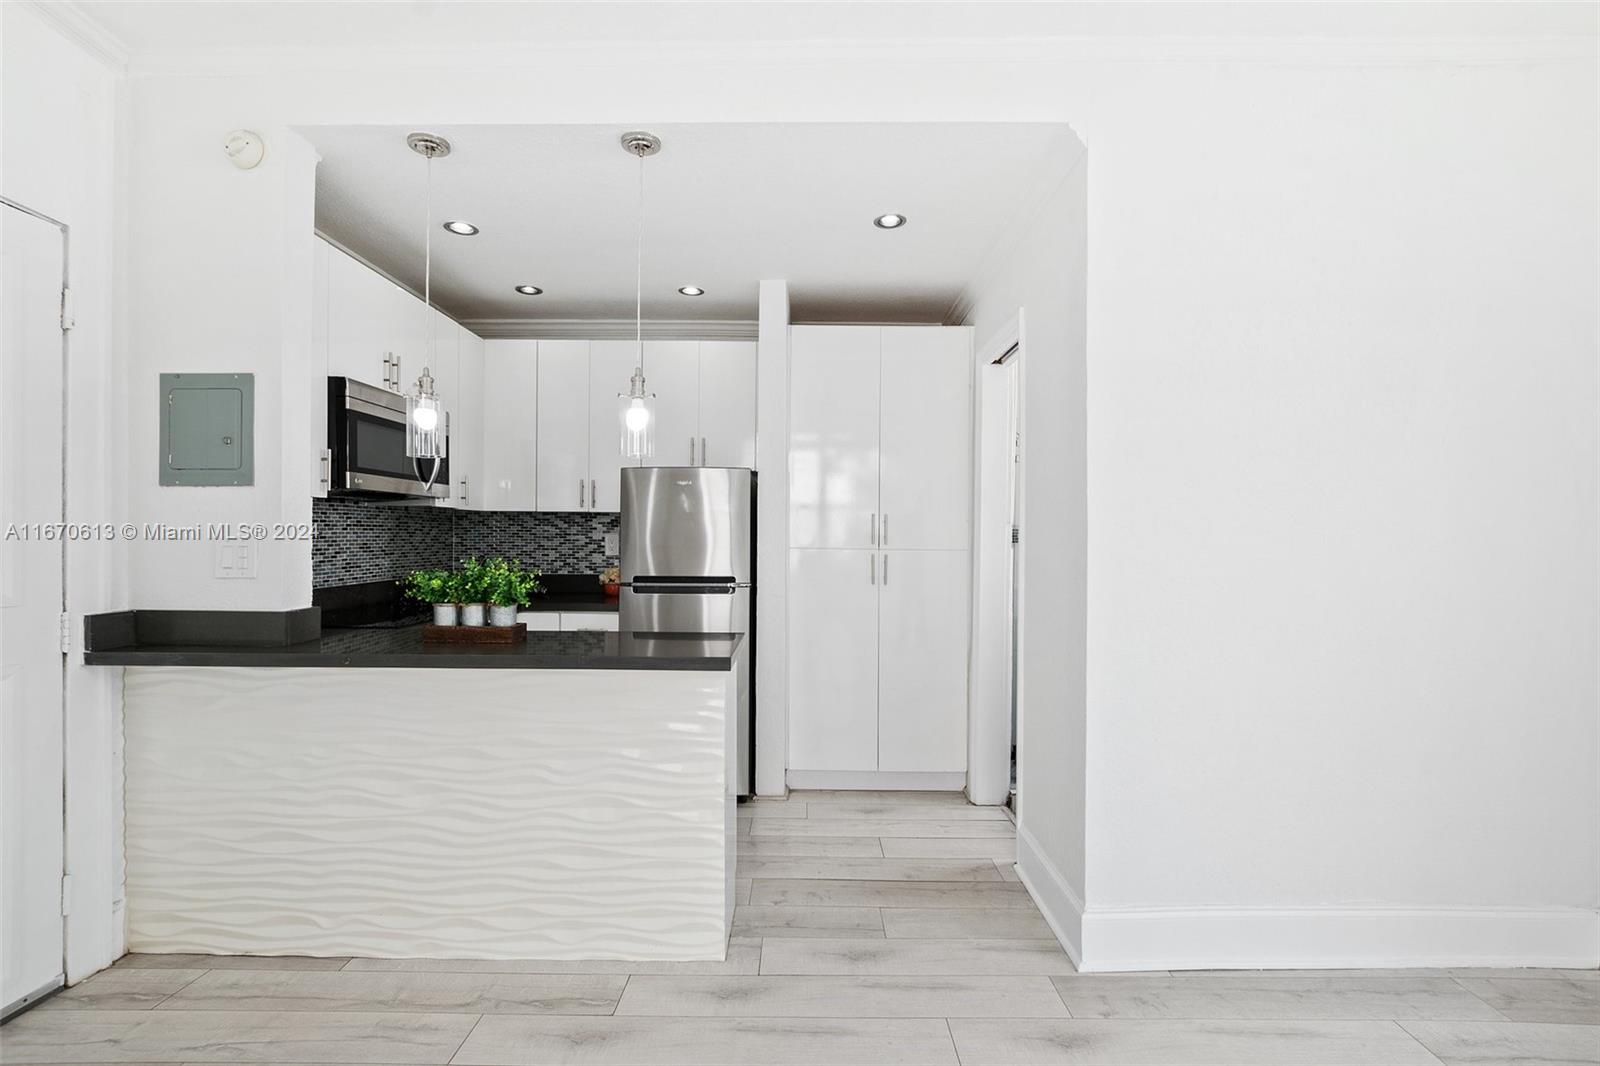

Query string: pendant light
618 131 660 462
405 132 450 490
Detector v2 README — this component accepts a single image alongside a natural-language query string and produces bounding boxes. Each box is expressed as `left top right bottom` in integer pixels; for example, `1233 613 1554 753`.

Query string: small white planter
431 603 459 626
489 604 519 627
460 603 487 626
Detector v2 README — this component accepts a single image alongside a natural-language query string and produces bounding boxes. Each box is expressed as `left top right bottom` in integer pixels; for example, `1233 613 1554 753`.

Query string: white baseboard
1081 903 1600 973
784 770 967 791
1016 824 1599 973
1015 822 1085 967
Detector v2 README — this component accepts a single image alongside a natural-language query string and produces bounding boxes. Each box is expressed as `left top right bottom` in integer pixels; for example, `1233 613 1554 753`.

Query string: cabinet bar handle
870 554 875 585
883 553 888 585
690 436 696 465
883 513 889 545
871 513 876 546
579 479 585 509
591 479 597 508
701 437 707 466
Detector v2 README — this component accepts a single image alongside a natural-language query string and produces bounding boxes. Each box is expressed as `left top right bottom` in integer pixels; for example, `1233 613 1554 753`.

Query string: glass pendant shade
619 366 655 460
406 367 447 460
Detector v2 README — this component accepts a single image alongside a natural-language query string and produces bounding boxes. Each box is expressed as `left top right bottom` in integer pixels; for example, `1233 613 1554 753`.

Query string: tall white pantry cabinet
787 325 973 780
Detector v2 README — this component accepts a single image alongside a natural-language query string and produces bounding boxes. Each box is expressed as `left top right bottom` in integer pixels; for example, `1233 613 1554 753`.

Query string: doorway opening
966 314 1024 809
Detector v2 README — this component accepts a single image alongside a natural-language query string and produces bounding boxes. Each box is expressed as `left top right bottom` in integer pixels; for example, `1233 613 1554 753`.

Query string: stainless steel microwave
326 377 449 499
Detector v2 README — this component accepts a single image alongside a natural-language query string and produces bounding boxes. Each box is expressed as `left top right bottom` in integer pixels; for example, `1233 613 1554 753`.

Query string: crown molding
120 34 1596 79
19 0 130 73
462 318 759 341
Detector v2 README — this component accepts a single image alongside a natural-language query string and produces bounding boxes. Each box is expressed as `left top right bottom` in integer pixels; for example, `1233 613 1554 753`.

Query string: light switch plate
214 543 257 579
603 531 619 556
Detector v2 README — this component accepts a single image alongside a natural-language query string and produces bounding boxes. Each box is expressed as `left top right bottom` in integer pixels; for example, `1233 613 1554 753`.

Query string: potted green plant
401 568 458 626
485 557 544 626
456 557 490 626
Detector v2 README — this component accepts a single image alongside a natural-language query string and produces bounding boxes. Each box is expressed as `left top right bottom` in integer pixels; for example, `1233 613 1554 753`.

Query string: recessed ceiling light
443 220 479 235
873 213 907 229
677 285 705 296
514 285 543 296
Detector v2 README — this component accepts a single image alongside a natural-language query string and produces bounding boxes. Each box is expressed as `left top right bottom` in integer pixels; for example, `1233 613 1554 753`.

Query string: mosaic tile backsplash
311 498 620 589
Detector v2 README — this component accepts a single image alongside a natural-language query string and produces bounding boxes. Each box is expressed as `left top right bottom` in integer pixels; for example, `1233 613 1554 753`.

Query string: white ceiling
71 1 1599 56
303 122 1079 325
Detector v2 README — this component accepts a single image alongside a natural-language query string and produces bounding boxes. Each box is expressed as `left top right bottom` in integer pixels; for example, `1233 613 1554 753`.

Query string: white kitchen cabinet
787 548 880 772
427 309 459 506
642 341 701 468
453 325 485 510
536 341 590 511
879 328 972 550
876 549 970 773
698 341 757 468
789 326 881 549
325 243 398 389
481 340 538 510
785 324 973 779
586 341 637 512
561 612 620 632
310 239 331 498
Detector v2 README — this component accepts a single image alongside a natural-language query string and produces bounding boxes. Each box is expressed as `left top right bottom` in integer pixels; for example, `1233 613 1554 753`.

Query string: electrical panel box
159 373 254 486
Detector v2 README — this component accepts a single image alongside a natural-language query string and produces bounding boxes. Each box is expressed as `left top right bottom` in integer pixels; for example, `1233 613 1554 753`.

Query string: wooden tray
421 624 527 644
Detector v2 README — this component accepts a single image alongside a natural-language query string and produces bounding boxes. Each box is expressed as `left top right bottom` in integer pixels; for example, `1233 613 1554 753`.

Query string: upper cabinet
694 341 757 469
453 328 485 510
316 238 487 507
535 341 591 511
481 340 537 511
789 325 971 551
325 243 397 390
314 238 757 513
789 326 883 549
877 327 972 551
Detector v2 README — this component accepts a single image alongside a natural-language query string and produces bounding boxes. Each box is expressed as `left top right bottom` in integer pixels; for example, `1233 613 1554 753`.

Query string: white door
587 341 637 511
877 549 969 773
481 340 537 510
1 203 67 1013
324 244 393 388
789 326 881 549
787 549 879 771
698 341 757 468
536 341 589 511
641 341 700 468
879 327 972 551
309 239 331 498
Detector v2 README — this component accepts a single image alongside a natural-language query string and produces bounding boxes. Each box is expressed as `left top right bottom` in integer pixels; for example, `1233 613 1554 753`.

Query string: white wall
105 22 1599 969
959 141 1089 958
123 78 319 609
1 2 127 980
1077 55 1599 969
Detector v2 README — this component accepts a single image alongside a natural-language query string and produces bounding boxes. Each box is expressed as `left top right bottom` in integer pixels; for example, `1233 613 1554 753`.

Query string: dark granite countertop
84 626 741 671
520 593 620 614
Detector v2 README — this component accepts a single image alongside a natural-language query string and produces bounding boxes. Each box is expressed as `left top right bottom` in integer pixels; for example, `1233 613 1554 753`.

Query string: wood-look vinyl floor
5 791 1596 1064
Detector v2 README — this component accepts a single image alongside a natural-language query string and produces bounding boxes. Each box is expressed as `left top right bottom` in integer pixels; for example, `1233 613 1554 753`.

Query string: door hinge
60 287 76 331
59 611 72 654
1011 525 1020 544
61 874 73 916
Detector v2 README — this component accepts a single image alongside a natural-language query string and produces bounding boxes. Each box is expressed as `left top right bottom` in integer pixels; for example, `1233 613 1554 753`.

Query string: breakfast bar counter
88 616 740 963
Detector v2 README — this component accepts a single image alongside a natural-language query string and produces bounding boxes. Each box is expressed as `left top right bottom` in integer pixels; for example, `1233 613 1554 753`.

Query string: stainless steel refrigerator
619 466 755 797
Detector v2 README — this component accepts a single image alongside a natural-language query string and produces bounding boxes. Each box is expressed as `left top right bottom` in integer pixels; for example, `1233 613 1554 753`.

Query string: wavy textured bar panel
123 666 732 960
